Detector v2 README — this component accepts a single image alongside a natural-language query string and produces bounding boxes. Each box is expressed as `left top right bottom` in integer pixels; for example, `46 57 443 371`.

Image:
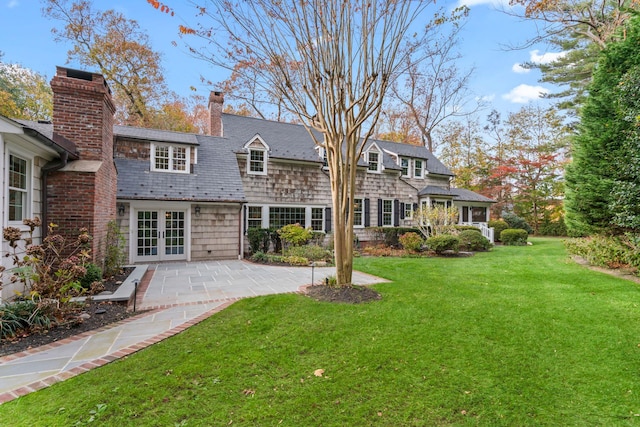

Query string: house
1 67 493 300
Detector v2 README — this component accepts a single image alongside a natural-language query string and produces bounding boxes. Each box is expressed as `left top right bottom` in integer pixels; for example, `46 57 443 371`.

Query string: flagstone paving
0 261 387 404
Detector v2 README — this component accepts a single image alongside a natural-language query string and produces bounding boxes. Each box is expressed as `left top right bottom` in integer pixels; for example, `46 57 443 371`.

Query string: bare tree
390 11 482 152
187 0 433 286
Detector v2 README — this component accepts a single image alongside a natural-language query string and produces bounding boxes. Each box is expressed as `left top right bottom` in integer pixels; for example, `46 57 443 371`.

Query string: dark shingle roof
451 188 495 203
13 119 78 158
114 125 200 145
418 185 455 197
115 133 245 203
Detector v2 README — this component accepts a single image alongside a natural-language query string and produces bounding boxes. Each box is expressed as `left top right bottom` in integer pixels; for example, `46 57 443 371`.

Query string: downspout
41 152 69 239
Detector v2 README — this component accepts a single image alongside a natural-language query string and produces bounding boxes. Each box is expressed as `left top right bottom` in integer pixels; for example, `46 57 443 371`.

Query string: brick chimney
208 91 224 137
47 67 117 266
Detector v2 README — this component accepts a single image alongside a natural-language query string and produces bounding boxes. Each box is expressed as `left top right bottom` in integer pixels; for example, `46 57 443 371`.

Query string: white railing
471 222 494 243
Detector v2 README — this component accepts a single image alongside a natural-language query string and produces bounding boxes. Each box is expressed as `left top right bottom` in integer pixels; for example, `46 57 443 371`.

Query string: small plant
285 245 333 262
426 234 460 254
399 232 423 253
0 299 52 340
80 263 103 290
324 275 338 286
278 224 313 249
488 219 509 242
500 229 529 246
458 230 492 252
247 228 270 254
502 212 533 234
283 255 309 266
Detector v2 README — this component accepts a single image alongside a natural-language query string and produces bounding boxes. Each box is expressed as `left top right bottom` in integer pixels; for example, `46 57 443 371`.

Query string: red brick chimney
208 91 224 137
47 67 117 266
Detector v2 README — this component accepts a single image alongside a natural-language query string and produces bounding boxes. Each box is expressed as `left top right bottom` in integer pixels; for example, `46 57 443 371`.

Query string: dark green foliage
80 263 103 289
500 229 529 246
489 219 509 242
0 300 52 340
369 227 421 247
426 234 460 254
502 212 533 234
247 228 270 254
539 218 567 236
104 220 127 277
458 230 491 251
454 225 481 232
268 227 282 253
565 16 640 235
398 232 423 253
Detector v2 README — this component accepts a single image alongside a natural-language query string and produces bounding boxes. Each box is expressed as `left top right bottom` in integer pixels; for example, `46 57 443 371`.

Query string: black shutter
462 206 469 223
394 199 400 227
243 205 247 234
364 198 371 227
325 207 332 233
413 203 418 212
400 202 405 220
377 199 383 226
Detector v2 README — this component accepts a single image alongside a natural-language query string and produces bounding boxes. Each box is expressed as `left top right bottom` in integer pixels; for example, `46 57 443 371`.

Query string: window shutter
462 206 469 222
243 205 248 234
413 203 418 212
377 199 383 226
364 198 371 227
400 202 405 220
325 207 332 233
394 199 400 227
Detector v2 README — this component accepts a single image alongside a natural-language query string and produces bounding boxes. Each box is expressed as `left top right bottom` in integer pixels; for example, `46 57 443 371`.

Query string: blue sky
1 0 559 120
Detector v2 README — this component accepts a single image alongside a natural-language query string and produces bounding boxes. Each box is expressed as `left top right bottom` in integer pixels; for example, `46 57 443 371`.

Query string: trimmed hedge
500 229 529 246
426 234 460 254
458 230 492 251
489 220 509 242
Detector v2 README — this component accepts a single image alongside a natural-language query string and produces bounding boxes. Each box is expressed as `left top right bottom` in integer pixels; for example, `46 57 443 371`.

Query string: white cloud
530 49 566 65
512 63 530 74
502 84 549 103
7 0 19 8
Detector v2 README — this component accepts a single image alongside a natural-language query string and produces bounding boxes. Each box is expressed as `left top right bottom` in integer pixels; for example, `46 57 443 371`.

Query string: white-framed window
400 157 410 177
311 207 324 231
247 206 263 229
414 159 424 178
151 143 189 173
367 151 380 173
248 148 267 174
353 198 364 227
382 199 393 227
404 202 413 219
8 153 30 223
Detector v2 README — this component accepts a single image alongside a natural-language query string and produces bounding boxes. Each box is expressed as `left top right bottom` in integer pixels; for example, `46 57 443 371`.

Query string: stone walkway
0 261 386 404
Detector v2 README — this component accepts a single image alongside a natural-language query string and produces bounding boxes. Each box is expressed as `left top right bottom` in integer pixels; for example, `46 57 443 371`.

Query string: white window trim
404 202 413 219
400 157 410 178
414 159 424 179
244 135 269 176
6 149 33 227
150 143 191 174
246 204 325 232
382 199 394 227
353 197 364 228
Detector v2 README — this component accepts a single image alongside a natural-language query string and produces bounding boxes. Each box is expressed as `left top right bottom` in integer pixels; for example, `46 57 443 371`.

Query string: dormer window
366 145 382 173
400 157 410 177
414 159 424 178
151 143 190 174
245 135 269 175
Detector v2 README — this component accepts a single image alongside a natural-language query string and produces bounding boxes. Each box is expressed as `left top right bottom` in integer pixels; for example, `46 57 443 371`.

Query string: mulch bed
0 268 136 358
305 284 382 304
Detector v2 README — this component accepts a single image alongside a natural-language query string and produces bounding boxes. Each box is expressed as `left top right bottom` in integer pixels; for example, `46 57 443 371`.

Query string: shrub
459 230 492 251
454 225 481 232
268 227 282 253
368 227 421 247
488 220 509 242
80 263 103 290
502 212 533 234
283 255 310 266
104 220 127 277
278 224 313 247
285 245 333 262
426 234 460 254
564 234 640 271
539 218 567 236
500 229 529 246
399 232 423 253
0 299 52 340
247 228 270 254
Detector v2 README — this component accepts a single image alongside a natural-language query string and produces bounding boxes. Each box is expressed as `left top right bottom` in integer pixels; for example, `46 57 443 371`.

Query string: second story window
414 159 424 178
400 157 410 177
152 144 189 173
368 151 380 173
249 148 266 174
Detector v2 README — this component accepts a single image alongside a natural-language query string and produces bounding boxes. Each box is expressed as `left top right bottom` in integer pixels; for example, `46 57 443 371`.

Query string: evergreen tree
565 16 640 235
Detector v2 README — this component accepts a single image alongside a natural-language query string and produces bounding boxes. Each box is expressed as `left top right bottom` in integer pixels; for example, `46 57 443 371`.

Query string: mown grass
1 238 639 426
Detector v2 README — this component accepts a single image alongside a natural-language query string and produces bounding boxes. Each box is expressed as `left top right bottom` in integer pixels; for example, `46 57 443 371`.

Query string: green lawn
2 238 639 426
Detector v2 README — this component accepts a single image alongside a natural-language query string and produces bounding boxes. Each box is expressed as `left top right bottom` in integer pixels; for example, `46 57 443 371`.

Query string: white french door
134 209 187 262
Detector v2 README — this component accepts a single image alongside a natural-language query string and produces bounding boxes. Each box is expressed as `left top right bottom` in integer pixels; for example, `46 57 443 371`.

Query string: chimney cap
209 91 224 104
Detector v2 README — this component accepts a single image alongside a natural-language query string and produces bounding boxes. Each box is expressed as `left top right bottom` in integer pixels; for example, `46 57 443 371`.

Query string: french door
135 209 187 262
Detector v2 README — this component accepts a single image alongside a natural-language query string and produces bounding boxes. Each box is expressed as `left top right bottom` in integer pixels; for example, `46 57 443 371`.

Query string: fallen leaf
377 412 383 417
314 369 325 377
242 389 255 396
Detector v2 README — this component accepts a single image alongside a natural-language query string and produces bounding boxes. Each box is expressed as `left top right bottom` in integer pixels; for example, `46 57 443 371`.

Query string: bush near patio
489 219 509 242
426 234 460 254
4 238 640 426
458 229 492 251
